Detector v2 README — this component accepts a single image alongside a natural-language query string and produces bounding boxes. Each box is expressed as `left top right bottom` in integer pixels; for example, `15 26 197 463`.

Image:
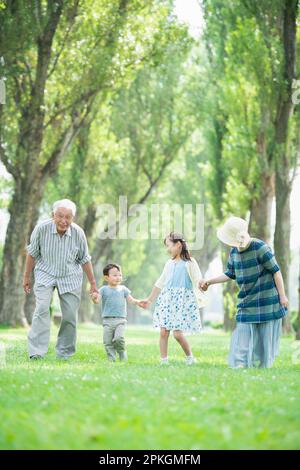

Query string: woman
200 216 288 368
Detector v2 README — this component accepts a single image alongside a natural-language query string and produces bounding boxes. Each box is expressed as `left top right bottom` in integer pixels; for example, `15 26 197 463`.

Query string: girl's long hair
164 232 192 261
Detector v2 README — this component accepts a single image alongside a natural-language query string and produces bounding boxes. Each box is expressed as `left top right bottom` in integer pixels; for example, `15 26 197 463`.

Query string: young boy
91 263 141 362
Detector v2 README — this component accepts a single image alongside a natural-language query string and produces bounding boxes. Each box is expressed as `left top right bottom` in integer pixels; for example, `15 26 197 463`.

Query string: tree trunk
274 166 293 334
272 0 298 335
0 181 42 326
249 172 274 243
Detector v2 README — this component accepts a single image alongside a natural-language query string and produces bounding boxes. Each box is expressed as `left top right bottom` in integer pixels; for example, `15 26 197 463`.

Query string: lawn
0 324 299 450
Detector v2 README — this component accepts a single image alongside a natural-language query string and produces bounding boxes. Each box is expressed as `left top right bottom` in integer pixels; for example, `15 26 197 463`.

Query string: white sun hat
217 216 251 248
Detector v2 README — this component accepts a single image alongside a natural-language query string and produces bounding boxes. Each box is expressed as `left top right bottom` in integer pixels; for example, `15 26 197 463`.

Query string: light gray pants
102 317 127 361
228 319 282 368
28 284 81 358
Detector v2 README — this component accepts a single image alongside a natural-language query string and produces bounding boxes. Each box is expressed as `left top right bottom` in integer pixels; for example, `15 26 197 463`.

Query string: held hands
89 281 99 303
199 279 210 292
89 281 98 295
130 298 151 308
138 299 152 309
90 292 100 304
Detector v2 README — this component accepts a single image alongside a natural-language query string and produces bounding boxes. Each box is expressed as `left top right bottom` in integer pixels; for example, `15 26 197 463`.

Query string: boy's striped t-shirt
224 238 287 323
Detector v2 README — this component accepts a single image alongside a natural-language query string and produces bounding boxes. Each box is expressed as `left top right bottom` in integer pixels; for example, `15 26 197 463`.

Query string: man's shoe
30 355 43 361
107 356 116 362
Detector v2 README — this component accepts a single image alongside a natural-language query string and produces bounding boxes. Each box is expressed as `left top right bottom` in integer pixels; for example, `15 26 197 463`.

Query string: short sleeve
123 286 131 297
76 231 91 265
99 286 106 295
189 258 203 283
258 243 280 274
27 224 41 258
154 260 171 289
224 252 236 279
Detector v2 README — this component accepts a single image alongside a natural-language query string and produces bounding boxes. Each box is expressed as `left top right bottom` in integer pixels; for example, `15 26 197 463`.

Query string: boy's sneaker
186 355 197 365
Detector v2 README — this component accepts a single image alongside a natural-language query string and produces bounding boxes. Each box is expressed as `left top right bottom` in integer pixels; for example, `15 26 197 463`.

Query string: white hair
53 199 76 217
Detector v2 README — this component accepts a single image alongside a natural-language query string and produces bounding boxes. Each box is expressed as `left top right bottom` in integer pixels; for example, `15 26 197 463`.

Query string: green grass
0 324 299 450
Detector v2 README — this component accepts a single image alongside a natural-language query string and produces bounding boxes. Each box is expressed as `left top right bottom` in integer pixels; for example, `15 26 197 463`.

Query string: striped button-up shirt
224 238 287 323
27 219 91 294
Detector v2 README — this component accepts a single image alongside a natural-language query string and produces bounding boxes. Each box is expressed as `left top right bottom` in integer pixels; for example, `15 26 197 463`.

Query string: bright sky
174 0 204 38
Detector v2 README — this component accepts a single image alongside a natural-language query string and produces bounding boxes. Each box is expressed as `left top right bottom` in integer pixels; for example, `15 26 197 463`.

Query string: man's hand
199 279 209 291
82 262 98 296
23 275 31 294
89 281 98 296
23 255 35 294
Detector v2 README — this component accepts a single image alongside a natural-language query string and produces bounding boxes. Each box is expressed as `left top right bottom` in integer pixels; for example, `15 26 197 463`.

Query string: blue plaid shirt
224 238 287 323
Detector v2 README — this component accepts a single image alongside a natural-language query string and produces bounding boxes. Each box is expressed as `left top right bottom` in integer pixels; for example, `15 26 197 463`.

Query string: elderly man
23 199 98 360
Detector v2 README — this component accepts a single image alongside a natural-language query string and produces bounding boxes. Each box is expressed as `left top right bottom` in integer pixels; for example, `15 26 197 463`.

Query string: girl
200 216 288 369
140 232 207 365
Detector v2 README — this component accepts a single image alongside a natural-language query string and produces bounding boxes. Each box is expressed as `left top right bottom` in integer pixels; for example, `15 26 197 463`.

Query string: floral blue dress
153 259 202 334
